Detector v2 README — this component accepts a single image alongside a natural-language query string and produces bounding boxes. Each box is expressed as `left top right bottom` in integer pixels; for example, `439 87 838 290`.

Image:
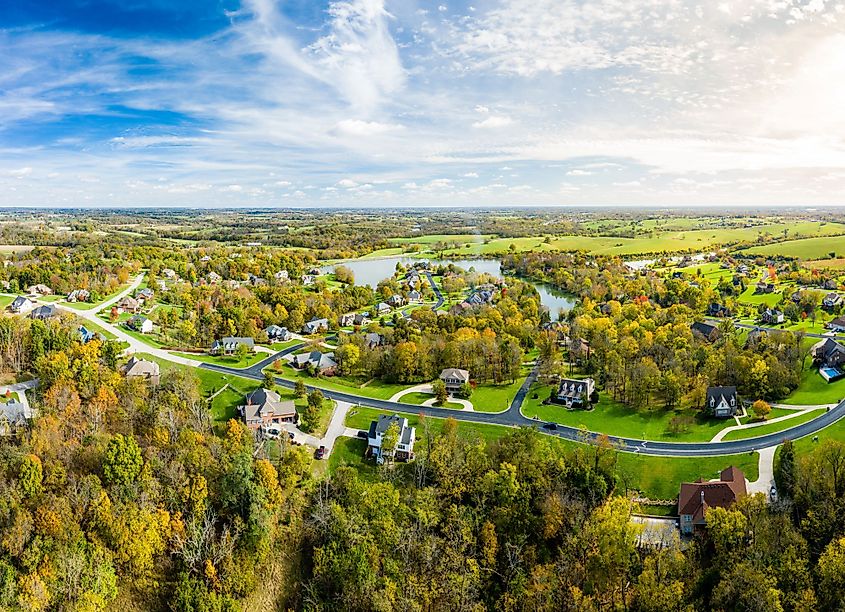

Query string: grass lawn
721 409 826 441
64 280 135 311
781 363 845 405
77 318 117 340
616 452 760 500
639 504 678 517
522 383 731 442
297 395 335 437
0 295 13 309
469 365 534 413
397 391 464 410
269 339 302 351
267 364 413 400
328 438 378 481
344 406 515 443
0 392 20 403
736 286 785 308
171 351 266 369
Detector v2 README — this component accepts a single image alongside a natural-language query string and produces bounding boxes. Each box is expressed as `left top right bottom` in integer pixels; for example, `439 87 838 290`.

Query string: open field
170 350 266 369
742 235 845 260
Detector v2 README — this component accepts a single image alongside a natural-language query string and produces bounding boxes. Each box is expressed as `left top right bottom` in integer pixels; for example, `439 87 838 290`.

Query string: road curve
202 346 845 457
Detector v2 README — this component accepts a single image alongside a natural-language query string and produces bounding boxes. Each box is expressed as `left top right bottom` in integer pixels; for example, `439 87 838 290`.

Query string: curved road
202 346 845 457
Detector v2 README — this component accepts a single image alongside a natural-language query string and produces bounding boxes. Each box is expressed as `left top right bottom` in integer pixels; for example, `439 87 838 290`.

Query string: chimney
700 490 705 505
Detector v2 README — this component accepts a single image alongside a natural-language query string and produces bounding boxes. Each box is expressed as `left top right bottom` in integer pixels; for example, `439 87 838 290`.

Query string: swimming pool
820 366 844 382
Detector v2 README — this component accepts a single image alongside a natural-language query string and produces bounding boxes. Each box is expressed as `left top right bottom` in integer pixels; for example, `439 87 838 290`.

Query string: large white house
367 414 415 463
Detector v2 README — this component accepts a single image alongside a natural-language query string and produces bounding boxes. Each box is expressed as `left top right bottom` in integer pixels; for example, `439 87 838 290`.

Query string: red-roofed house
678 466 747 535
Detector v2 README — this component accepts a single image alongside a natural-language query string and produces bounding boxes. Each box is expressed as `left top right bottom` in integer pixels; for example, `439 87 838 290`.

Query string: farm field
742 235 845 259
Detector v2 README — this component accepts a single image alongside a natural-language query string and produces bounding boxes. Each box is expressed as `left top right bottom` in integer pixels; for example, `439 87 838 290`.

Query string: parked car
288 431 295 440
357 429 368 439
770 485 778 503
542 422 558 431
315 445 326 460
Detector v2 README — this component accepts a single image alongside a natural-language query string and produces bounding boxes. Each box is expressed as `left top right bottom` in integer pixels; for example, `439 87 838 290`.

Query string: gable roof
707 386 738 409
678 466 747 521
241 387 296 424
122 355 160 378
440 368 470 382
691 321 719 339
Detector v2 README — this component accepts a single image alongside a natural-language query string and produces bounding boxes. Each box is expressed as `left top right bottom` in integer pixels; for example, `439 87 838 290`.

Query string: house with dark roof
292 351 338 374
78 326 102 344
761 308 784 325
679 466 747 535
0 400 29 436
823 293 843 312
440 368 470 394
339 313 355 327
364 332 383 349
210 336 255 355
827 316 845 333
755 281 775 294
353 313 370 326
691 321 720 342
551 378 595 408
706 386 739 418
9 296 33 314
29 304 58 321
466 290 494 306
265 325 291 341
302 318 329 335
136 288 154 302
127 314 153 334
811 337 845 368
707 303 731 318
367 414 415 463
238 387 297 431
387 294 405 307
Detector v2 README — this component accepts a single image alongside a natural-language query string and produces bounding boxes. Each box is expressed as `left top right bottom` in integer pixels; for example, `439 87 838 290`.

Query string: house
827 316 845 333
791 290 805 304
387 294 405 307
265 325 291 341
761 308 784 325
30 304 58 321
248 274 266 287
27 284 52 296
78 326 102 344
0 400 29 436
301 274 316 286
292 350 338 374
408 290 423 303
308 267 322 276
691 321 720 342
205 271 222 284
67 289 90 303
744 328 767 349
9 296 33 314
466 290 494 306
737 264 750 274
823 293 843 311
678 466 747 535
223 279 241 290
448 302 472 316
116 296 140 314
127 314 153 334
755 282 775 294
238 387 297 431
136 288 154 302
302 318 329 335
339 313 356 327
364 332 383 349
274 270 289 283
706 386 739 418
707 303 731 317
376 302 391 316
210 337 255 355
120 356 161 386
824 279 839 290
353 313 370 326
367 414 416 463
161 268 178 280
811 337 845 368
440 368 470 394
200 255 212 263
551 378 595 408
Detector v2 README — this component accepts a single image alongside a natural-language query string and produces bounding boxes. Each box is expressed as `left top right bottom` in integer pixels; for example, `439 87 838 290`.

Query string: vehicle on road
315 445 326 460
542 422 557 430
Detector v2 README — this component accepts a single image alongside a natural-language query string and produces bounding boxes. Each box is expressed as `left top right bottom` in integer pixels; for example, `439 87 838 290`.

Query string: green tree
18 454 43 498
262 370 275 389
103 434 143 489
776 439 795 499
294 379 306 398
432 379 448 405
335 343 360 376
752 399 771 420
303 390 324 432
458 382 473 399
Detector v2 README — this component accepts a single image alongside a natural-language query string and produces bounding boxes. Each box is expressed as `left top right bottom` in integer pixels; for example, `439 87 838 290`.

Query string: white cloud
8 167 32 178
337 178 359 188
472 115 512 129
463 172 479 177
333 119 404 136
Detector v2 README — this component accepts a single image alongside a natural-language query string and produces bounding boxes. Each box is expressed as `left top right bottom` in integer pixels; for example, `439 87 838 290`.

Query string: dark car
288 431 295 440
541 422 558 431
357 430 368 439
315 445 326 460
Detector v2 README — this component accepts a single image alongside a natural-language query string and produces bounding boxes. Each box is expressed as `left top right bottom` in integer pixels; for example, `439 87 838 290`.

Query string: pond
322 256 575 319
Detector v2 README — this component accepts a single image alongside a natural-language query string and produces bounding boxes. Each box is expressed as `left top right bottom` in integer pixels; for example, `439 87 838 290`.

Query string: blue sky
3 0 845 207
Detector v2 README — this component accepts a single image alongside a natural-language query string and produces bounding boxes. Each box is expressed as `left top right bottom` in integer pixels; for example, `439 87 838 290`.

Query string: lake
323 256 576 319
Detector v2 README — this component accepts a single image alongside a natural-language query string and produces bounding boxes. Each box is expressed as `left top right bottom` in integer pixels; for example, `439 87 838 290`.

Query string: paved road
202 350 845 457
423 271 444 311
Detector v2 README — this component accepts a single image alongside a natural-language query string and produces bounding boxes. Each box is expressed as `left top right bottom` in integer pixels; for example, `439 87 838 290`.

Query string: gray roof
212 336 255 349
122 356 160 378
30 304 57 319
241 387 296 424
440 368 470 382
368 413 411 441
707 386 738 409
294 350 337 370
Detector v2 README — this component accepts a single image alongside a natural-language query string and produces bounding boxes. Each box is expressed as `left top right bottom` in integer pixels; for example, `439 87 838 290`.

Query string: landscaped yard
521 383 733 442
328 438 378 481
781 362 845 405
171 350 266 369
266 364 414 400
269 339 303 351
397 391 464 410
64 279 136 310
721 409 826 441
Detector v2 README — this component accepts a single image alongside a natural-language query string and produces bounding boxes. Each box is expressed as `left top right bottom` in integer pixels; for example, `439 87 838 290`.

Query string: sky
3 0 845 208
